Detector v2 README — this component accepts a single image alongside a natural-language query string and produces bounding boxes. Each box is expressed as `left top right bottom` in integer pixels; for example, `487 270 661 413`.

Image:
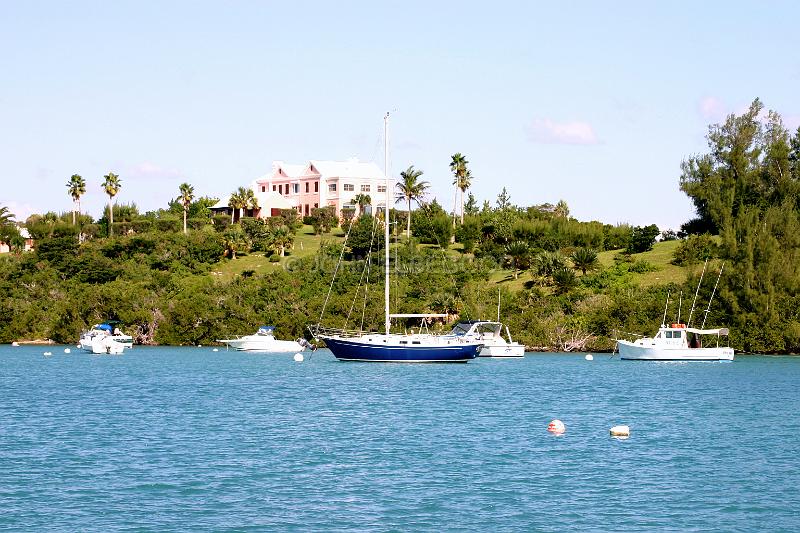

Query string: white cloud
699 96 727 121
525 118 599 145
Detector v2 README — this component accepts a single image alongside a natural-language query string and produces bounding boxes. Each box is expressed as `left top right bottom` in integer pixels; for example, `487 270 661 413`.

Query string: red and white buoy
547 419 566 434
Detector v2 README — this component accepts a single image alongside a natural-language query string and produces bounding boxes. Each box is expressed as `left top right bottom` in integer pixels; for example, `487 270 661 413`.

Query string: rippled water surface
2 346 799 531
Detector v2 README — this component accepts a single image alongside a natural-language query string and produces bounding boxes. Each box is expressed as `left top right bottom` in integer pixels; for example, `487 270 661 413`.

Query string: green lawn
211 225 694 289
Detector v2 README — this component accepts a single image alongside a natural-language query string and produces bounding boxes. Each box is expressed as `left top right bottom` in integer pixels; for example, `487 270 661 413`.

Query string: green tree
309 206 337 235
496 187 512 210
223 225 249 259
395 165 429 237
626 224 659 253
268 225 294 257
464 192 479 217
552 268 578 294
178 182 195 234
102 172 121 236
571 247 599 275
505 241 530 279
66 174 86 226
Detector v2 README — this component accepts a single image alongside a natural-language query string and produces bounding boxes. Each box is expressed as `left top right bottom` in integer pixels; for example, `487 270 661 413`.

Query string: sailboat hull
322 337 481 363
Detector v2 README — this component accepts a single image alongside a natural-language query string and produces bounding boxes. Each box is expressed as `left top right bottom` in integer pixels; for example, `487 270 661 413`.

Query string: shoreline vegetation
2 99 800 354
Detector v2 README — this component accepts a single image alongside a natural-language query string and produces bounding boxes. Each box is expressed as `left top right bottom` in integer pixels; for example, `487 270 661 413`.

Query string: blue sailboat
311 114 484 362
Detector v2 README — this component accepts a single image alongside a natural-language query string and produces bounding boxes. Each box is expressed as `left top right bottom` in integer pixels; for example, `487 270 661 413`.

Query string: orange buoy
547 419 565 434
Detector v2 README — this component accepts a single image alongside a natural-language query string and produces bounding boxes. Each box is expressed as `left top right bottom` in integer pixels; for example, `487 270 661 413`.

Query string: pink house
253 159 387 218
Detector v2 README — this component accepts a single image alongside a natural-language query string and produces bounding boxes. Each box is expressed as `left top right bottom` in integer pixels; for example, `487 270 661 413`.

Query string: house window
273 185 276 191
314 181 318 192
377 185 386 193
360 185 370 192
292 183 299 194
305 182 309 193
305 204 309 215
278 184 283 194
328 184 337 192
261 186 266 192
343 184 354 192
314 203 318 208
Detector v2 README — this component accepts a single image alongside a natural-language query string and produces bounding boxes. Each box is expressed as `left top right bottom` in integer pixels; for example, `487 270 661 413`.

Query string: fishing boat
450 321 525 358
216 326 310 352
310 114 484 363
617 323 733 361
616 261 734 361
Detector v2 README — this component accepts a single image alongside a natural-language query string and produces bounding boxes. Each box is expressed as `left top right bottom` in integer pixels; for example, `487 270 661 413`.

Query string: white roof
274 162 306 178
259 191 294 209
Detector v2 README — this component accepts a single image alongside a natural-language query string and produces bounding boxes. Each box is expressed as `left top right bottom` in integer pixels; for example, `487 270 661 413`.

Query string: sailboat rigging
309 113 484 362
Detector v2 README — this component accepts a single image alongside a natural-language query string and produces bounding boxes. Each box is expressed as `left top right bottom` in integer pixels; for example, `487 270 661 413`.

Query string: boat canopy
95 323 113 332
666 326 729 335
257 325 275 331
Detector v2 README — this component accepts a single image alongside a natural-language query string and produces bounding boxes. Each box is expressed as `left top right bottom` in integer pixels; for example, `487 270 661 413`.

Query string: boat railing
614 329 648 341
308 324 370 339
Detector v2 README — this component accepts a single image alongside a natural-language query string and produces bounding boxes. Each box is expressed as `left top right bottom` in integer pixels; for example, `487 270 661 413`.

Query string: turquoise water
1 346 799 532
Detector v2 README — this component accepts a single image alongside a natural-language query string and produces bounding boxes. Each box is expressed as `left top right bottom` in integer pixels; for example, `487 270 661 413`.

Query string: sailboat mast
384 112 391 336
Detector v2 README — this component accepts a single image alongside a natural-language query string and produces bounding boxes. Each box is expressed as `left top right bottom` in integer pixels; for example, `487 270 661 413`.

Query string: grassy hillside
213 229 693 290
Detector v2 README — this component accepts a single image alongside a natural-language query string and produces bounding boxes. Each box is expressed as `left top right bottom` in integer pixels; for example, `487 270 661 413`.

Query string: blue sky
2 1 798 230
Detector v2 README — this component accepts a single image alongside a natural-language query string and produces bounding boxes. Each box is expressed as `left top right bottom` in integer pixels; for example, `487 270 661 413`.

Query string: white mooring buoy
293 353 304 362
64 348 71 354
547 419 565 434
43 351 52 357
610 425 630 438
11 341 19 347
585 353 594 361
212 348 219 352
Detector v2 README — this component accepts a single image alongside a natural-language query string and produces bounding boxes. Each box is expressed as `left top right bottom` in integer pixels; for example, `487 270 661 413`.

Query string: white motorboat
88 323 134 348
616 260 733 361
450 321 525 357
79 329 126 355
217 326 308 352
617 323 733 361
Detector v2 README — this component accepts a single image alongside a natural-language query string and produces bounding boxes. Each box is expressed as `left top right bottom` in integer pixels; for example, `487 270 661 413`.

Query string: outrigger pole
661 290 670 327
701 262 725 329
687 259 708 327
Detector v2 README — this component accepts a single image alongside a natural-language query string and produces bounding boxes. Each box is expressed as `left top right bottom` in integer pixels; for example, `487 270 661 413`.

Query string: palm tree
66 174 86 226
505 241 530 279
102 172 121 236
270 225 294 257
571 247 599 275
352 193 371 216
223 225 249 259
178 182 195 234
0 205 15 226
394 165 429 237
449 153 469 224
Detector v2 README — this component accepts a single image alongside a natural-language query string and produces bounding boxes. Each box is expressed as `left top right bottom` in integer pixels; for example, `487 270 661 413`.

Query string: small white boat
617 323 733 361
86 323 134 348
450 321 525 358
79 329 126 355
217 326 307 352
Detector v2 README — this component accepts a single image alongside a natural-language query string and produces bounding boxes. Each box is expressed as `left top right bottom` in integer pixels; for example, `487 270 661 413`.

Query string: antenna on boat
701 262 725 329
687 259 708 327
677 290 682 324
661 290 670 327
497 287 501 322
384 112 391 337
